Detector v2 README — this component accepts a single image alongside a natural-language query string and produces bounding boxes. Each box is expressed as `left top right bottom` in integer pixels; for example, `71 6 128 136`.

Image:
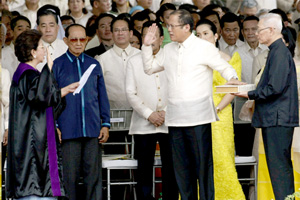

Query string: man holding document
52 24 110 200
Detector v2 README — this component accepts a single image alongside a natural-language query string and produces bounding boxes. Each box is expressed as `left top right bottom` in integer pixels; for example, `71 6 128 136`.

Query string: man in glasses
142 9 242 200
96 15 140 109
36 4 68 71
52 24 111 200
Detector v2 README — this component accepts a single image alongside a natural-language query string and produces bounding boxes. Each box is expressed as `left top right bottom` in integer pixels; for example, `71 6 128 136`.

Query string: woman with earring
196 19 245 200
6 29 79 200
67 0 92 27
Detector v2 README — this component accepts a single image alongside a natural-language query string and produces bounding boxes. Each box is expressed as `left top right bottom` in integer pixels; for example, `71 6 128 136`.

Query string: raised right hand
143 24 157 46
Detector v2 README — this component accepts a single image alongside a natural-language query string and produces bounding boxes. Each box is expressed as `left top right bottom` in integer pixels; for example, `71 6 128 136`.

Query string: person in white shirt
36 5 68 71
218 12 244 56
97 16 140 109
67 0 93 27
5 0 25 11
142 9 242 200
126 20 178 200
236 15 268 84
13 0 41 29
2 15 31 79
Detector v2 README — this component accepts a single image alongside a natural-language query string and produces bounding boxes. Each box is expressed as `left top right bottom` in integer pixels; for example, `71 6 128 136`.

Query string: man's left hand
98 127 109 143
233 91 249 98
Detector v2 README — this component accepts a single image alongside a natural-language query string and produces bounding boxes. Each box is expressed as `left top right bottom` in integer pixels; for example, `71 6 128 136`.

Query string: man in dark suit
235 13 299 199
85 13 115 58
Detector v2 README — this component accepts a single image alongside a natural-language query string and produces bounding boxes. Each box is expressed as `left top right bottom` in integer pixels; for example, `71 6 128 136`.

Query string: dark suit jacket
248 39 299 128
84 43 107 58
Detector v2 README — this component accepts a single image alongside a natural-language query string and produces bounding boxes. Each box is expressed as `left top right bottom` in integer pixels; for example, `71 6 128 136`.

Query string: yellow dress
211 52 245 200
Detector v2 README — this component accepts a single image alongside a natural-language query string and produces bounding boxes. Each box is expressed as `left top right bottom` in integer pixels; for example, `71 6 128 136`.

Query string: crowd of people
1 0 300 200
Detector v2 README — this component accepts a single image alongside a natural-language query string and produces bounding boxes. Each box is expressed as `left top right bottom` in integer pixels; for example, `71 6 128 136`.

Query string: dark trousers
169 124 214 200
262 126 295 200
61 137 102 200
134 133 178 200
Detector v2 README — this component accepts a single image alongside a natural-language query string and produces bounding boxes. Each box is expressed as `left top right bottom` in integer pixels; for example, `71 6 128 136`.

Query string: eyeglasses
256 27 271 34
69 38 87 43
166 24 184 29
113 28 129 33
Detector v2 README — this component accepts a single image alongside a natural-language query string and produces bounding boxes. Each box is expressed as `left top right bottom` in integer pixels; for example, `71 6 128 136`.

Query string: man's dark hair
60 15 75 24
178 4 198 13
269 8 288 22
142 21 164 37
95 13 115 29
131 10 150 23
156 3 176 23
65 24 86 38
11 15 31 31
90 0 96 8
111 15 134 32
11 11 21 18
242 15 259 29
15 29 42 63
170 9 194 33
37 4 60 25
200 10 220 23
202 4 222 13
220 12 241 29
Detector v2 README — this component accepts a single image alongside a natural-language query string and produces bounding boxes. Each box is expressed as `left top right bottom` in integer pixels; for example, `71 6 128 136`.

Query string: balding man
235 13 299 199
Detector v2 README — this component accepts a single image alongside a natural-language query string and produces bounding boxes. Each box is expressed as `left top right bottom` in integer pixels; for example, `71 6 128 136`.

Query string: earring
33 55 36 59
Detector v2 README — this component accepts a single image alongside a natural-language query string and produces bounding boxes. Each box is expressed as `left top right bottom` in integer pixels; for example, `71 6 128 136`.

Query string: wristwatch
216 107 221 113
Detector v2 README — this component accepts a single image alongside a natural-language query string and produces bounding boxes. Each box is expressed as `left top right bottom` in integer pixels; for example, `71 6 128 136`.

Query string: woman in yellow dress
196 19 245 200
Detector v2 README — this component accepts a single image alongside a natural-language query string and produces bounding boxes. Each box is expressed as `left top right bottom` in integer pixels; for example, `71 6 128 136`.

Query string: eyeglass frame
166 24 185 29
256 27 272 34
68 37 87 43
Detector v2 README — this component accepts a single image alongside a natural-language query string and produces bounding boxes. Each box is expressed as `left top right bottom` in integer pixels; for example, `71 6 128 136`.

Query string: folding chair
102 109 137 200
235 156 258 200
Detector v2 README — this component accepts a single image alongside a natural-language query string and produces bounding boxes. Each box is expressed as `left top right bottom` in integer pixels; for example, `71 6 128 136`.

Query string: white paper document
73 64 96 95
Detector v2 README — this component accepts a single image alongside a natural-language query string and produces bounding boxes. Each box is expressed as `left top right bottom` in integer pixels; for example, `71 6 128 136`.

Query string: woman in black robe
6 30 79 199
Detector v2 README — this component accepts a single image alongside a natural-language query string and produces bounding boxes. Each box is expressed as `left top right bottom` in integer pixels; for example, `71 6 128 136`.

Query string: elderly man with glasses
52 24 111 200
235 13 299 200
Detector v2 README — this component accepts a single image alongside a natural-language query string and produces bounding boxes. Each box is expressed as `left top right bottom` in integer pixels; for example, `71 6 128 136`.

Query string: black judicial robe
6 63 66 198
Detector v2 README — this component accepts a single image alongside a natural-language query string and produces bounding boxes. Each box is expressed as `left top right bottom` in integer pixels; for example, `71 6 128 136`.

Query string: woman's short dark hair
15 30 42 63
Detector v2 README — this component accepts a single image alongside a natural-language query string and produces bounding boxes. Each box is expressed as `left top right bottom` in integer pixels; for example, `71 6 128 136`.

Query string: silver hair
259 13 282 33
240 0 258 10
